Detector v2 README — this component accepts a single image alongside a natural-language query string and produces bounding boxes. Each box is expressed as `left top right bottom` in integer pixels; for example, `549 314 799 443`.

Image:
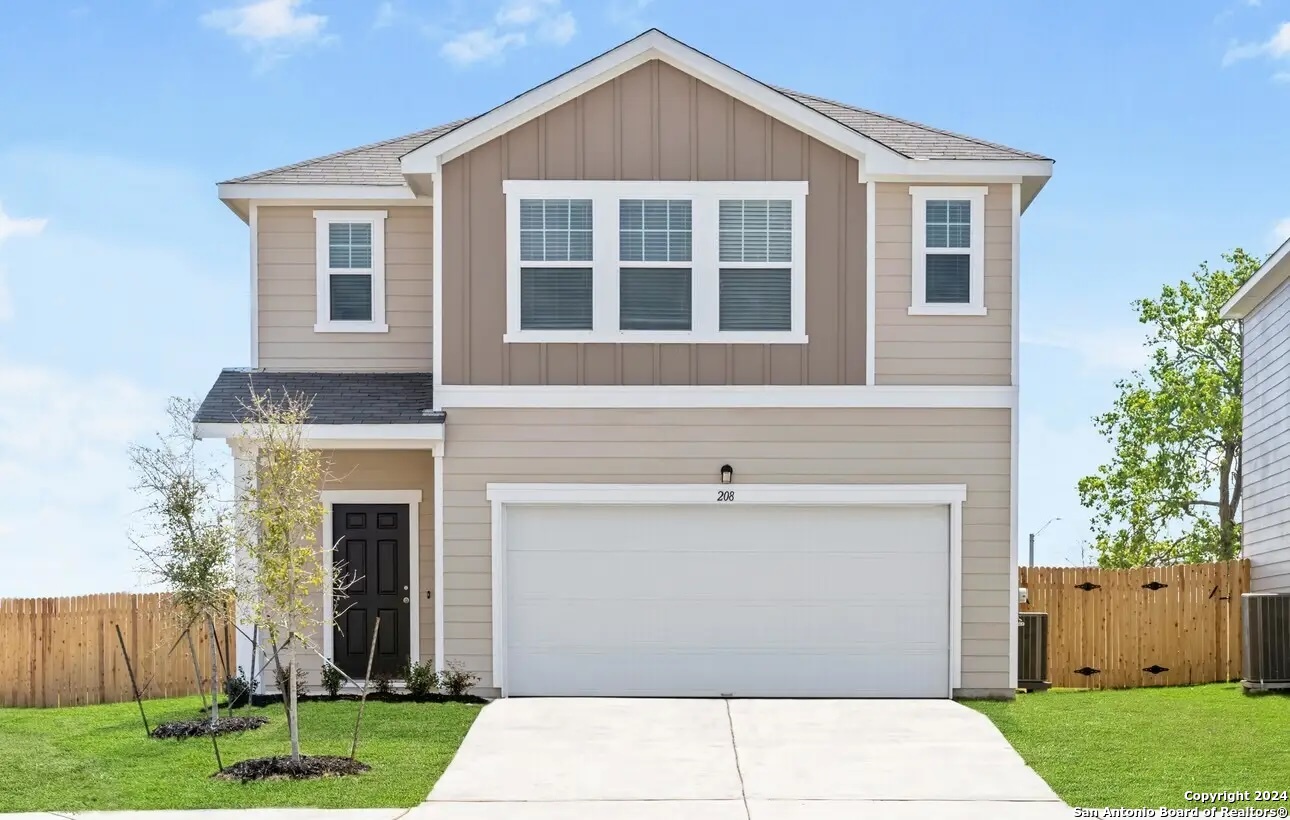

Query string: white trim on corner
1009 182 1021 690
502 180 809 345
432 171 444 408
865 181 876 384
435 384 1016 409
314 210 389 334
320 490 423 666
193 423 444 445
249 203 259 367
1221 234 1290 319
485 482 967 698
433 445 445 673
909 186 988 317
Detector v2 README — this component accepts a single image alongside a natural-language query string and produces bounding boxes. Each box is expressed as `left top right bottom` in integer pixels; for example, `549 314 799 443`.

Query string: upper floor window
314 210 388 333
503 181 807 343
909 187 986 316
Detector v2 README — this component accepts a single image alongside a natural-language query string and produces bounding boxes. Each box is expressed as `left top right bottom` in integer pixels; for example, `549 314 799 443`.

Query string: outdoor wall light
720 464 733 484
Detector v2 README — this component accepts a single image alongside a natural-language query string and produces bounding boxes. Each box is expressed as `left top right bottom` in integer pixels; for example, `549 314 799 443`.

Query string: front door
332 504 411 679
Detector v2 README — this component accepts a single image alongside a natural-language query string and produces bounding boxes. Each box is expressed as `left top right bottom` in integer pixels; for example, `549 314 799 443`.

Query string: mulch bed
251 692 486 707
214 755 370 782
150 716 269 739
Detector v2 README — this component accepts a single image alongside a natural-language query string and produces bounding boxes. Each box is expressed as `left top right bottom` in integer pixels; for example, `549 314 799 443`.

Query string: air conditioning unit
1243 593 1290 691
1017 612 1050 692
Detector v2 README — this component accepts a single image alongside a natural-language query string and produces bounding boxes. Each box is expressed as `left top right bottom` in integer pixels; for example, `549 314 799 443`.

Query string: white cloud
1272 216 1290 247
441 0 575 66
1223 20 1290 70
0 201 47 322
201 0 330 66
373 1 396 29
1022 324 1151 373
441 28 528 65
608 0 654 29
0 360 170 597
1274 71 1290 83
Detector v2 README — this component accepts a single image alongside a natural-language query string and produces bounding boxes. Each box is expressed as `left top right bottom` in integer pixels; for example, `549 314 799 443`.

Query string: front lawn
0 696 482 813
968 684 1290 809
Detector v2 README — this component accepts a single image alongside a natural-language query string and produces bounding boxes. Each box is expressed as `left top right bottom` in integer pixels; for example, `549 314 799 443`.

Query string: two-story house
195 30 1053 699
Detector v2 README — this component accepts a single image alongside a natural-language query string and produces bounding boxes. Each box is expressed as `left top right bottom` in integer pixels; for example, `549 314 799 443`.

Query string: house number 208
716 491 735 502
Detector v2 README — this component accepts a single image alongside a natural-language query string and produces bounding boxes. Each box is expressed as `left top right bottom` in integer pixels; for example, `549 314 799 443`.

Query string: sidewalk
4 812 412 820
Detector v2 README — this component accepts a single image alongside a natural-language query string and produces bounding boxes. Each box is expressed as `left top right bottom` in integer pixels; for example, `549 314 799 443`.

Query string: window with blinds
315 211 387 332
923 200 971 304
718 199 793 331
519 199 594 330
619 200 692 331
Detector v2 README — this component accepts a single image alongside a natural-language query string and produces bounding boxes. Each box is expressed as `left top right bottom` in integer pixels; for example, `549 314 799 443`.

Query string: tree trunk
287 653 301 763
1218 443 1238 560
208 617 220 724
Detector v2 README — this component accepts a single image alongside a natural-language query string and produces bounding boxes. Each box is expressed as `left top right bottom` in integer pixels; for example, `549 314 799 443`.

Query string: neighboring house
1221 236 1290 594
194 29 1053 699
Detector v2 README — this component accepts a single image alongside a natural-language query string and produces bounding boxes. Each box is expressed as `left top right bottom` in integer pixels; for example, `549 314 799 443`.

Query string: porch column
230 438 263 694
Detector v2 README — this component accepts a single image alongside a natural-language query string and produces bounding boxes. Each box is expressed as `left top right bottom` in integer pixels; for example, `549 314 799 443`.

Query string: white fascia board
218 183 420 201
486 482 968 506
1221 237 1290 319
866 159 1053 180
193 422 444 445
400 30 906 175
435 384 1016 409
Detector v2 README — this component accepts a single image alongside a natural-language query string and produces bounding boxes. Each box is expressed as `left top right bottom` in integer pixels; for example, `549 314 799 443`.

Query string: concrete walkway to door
409 698 1068 819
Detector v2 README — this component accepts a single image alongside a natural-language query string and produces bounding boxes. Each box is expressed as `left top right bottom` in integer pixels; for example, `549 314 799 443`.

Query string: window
314 210 387 332
619 200 692 331
519 199 594 330
503 181 807 343
909 187 986 316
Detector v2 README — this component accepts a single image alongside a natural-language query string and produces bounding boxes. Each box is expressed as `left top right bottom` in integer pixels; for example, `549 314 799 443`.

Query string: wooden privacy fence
1020 559 1250 689
0 592 235 708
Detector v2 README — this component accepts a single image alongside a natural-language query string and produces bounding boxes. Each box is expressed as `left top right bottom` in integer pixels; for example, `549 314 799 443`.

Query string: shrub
440 661 480 697
224 666 258 708
273 662 307 696
404 660 439 699
370 669 395 695
320 663 344 698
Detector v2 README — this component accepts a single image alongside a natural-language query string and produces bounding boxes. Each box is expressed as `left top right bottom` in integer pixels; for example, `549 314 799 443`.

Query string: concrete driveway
411 698 1067 819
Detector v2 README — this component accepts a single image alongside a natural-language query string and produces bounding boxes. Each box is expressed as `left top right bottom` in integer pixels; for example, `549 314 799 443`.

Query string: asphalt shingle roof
222 85 1045 186
195 369 442 425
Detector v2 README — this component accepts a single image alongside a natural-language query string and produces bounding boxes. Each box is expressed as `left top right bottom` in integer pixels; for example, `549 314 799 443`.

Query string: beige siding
874 183 1013 385
286 450 436 684
440 407 1014 693
257 206 433 371
441 59 868 386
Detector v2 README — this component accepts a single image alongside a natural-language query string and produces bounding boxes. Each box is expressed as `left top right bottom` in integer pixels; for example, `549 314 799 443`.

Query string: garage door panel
507 650 949 698
504 503 951 698
507 550 948 603
509 600 948 649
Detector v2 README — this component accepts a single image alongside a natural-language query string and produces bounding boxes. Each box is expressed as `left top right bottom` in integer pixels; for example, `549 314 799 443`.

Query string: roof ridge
221 117 477 184
772 86 1048 161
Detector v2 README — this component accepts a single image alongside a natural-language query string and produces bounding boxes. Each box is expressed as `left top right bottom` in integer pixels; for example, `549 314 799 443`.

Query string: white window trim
320 489 422 667
909 187 987 317
502 180 808 344
314 210 389 333
485 482 965 698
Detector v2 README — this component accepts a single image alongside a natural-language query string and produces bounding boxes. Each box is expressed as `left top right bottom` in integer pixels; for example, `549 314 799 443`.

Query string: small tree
235 388 344 762
130 397 235 727
1077 249 1256 567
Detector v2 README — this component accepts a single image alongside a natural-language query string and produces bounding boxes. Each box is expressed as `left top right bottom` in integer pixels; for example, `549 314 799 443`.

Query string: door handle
403 597 410 604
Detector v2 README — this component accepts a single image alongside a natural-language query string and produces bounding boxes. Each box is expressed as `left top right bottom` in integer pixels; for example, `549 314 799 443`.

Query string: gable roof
1221 237 1290 320
194 369 442 425
222 31 1047 188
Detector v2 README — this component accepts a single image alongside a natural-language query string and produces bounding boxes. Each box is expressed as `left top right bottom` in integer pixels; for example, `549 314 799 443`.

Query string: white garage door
503 503 950 697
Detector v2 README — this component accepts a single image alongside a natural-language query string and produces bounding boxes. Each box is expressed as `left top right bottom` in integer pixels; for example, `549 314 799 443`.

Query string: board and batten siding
873 182 1013 385
281 450 436 683
440 59 868 387
257 205 434 371
440 406 1014 693
1241 275 1290 592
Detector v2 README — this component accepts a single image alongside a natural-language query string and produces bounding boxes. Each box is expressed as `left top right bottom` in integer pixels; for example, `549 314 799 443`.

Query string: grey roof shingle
222 84 1046 187
194 369 442 425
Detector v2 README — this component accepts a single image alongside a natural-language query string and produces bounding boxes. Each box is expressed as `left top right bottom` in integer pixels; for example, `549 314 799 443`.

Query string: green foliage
273 663 307 698
403 660 439 699
439 661 480 697
370 670 394 695
319 664 343 698
1078 249 1256 567
224 666 258 709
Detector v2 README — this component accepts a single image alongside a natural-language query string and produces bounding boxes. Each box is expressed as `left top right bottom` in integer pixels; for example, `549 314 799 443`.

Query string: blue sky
1 0 1288 596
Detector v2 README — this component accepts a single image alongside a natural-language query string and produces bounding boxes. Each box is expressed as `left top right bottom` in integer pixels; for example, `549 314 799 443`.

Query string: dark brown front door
332 504 411 679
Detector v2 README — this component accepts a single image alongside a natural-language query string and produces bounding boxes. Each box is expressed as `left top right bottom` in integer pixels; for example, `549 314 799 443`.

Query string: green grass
968 684 1290 809
0 695 482 812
